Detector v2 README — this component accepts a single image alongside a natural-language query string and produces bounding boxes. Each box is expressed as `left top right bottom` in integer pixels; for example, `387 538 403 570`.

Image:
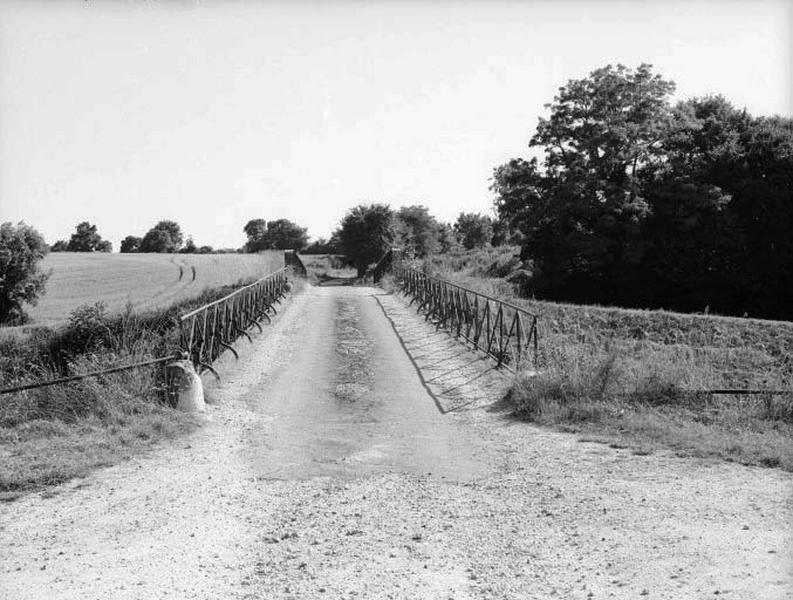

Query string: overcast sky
0 0 790 249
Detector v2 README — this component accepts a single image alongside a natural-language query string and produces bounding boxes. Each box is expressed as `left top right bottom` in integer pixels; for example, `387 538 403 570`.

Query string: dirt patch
333 298 374 403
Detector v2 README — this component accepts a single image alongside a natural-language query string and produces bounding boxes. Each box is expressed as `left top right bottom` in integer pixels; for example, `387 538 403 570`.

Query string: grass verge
508 350 793 470
414 247 793 471
0 279 259 494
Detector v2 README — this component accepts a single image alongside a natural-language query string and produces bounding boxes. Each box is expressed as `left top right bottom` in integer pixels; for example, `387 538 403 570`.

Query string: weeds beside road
414 246 793 471
0 279 268 494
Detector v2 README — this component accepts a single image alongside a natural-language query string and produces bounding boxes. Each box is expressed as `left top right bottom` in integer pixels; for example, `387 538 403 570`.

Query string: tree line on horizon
0 207 500 323
39 209 502 260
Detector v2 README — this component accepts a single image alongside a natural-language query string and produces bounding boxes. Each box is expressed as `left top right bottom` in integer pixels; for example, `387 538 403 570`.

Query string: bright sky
0 0 790 249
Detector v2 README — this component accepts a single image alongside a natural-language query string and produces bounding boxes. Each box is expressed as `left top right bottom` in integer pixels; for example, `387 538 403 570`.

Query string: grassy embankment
300 254 358 283
0 252 285 494
414 246 793 471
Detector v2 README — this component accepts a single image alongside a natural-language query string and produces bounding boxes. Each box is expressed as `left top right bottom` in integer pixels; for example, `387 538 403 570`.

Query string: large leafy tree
454 213 494 250
494 64 676 302
243 218 308 251
645 96 793 316
335 204 394 277
263 219 309 250
140 221 183 253
494 63 793 318
119 235 142 253
0 222 51 324
243 219 268 252
394 205 440 257
66 221 112 252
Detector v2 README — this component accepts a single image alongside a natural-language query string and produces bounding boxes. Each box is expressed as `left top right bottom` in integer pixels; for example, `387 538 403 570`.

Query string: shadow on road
372 292 513 415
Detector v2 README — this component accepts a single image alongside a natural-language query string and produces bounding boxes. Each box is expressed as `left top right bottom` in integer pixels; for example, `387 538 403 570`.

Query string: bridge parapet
179 268 289 378
284 250 307 277
393 265 539 371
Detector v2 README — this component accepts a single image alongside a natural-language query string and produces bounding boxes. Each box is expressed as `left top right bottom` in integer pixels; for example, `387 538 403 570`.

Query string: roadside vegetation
0 273 285 494
3 60 791 487
0 213 301 494
390 63 792 471
415 245 793 471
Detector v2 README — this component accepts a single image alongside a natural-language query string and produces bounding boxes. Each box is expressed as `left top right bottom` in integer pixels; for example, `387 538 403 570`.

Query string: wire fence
394 264 539 371
178 267 289 377
1 266 294 397
0 353 183 398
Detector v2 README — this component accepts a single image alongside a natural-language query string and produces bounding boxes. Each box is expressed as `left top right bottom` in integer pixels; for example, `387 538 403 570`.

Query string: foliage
120 235 142 253
60 301 114 355
454 212 494 249
303 236 340 255
179 237 197 254
66 221 112 252
493 63 793 319
436 223 460 253
140 221 183 253
335 204 395 277
243 219 268 252
50 240 68 252
243 218 308 252
0 278 259 491
645 97 793 317
0 222 51 324
394 205 441 257
264 219 309 250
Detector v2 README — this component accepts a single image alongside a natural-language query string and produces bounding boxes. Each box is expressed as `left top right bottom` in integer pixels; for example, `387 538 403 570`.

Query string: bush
336 204 395 277
61 302 115 355
0 277 264 491
0 222 51 324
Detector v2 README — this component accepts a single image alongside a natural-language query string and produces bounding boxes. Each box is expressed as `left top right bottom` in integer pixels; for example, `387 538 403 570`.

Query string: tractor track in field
1 284 791 599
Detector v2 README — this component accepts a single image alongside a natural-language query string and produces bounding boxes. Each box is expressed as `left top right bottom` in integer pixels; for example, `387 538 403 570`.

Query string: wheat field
15 251 285 328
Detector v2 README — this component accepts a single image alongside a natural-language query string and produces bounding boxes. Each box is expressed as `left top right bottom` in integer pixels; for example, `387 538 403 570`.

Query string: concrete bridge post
166 359 205 412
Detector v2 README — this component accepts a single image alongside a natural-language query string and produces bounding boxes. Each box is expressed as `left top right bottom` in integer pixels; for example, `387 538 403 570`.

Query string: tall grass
0 278 258 493
413 247 793 470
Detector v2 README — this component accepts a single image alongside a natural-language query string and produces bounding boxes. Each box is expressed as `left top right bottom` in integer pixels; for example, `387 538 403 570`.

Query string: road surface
1 284 791 599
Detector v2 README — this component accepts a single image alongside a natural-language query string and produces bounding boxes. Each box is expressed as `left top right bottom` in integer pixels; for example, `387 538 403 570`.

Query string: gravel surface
1 284 791 599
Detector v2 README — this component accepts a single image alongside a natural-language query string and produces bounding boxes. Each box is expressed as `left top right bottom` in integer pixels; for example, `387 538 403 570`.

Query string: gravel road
1 284 791 599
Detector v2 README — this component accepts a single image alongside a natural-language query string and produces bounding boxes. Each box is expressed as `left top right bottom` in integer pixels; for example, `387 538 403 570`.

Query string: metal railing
367 247 398 283
179 268 289 377
394 265 539 371
284 250 307 277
